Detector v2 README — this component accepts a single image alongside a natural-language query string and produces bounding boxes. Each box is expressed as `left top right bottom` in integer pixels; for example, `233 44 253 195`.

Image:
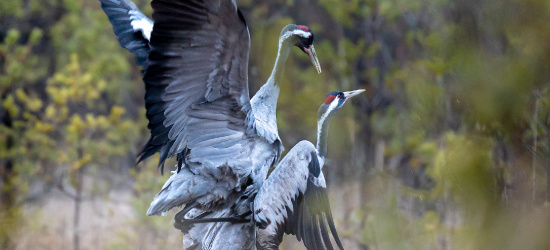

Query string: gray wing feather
254 140 343 250
99 0 152 67
147 165 241 215
139 0 253 176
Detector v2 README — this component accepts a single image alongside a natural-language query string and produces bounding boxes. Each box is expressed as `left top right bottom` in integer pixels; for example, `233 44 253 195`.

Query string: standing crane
182 89 365 250
99 0 322 223
254 89 364 249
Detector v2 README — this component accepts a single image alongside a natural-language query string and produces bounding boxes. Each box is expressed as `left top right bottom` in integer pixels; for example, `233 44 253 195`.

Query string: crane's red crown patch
297 25 310 32
323 95 336 104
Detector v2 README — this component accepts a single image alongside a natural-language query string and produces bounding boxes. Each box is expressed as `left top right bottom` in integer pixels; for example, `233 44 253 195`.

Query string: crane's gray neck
252 35 293 100
270 36 294 83
249 34 295 144
316 112 335 161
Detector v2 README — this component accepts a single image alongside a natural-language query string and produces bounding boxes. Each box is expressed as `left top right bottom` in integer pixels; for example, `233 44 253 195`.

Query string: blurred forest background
1 0 550 249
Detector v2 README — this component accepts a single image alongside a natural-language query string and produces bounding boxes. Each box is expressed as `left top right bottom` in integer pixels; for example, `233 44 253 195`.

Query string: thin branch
57 182 78 200
532 91 540 206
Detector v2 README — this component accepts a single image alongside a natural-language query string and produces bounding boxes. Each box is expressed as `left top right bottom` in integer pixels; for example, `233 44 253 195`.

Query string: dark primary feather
99 0 150 67
300 179 343 250
308 151 321 177
254 141 343 250
139 0 252 174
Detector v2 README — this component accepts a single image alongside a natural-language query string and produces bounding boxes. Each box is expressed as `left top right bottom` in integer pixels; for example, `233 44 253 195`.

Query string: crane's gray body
131 0 284 215
254 141 325 248
100 0 287 214
99 0 345 249
178 90 370 250
181 141 342 250
100 0 283 214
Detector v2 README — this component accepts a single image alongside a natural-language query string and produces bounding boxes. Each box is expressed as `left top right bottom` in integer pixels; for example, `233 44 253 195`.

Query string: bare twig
73 148 84 250
57 182 78 200
532 91 540 206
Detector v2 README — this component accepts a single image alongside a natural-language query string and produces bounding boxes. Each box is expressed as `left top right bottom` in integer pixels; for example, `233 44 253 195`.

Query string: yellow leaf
97 80 106 90
73 153 92 170
109 106 125 124
15 89 28 102
85 113 96 128
35 121 54 132
68 115 84 135
45 105 55 119
28 97 43 112
97 116 108 128
60 106 69 120
3 95 19 117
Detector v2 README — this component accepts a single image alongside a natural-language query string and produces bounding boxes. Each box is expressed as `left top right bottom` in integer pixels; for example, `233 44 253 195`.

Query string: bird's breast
249 140 278 186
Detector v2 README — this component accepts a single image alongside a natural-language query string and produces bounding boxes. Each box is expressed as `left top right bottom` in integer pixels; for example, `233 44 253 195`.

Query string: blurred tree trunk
531 93 540 206
354 5 394 224
547 155 550 203
0 112 14 209
0 109 15 248
73 149 84 250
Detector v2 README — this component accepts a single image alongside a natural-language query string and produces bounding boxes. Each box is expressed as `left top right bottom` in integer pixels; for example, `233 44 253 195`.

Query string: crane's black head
280 24 321 73
317 89 366 121
296 25 314 52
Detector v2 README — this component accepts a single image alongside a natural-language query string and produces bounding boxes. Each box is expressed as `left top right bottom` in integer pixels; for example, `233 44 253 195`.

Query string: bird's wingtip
146 206 157 216
146 200 162 216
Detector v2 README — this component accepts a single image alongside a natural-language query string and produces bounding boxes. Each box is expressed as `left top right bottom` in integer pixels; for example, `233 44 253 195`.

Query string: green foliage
0 0 23 17
106 161 181 249
361 174 444 250
1 0 550 249
319 0 368 27
0 1 145 247
44 53 138 174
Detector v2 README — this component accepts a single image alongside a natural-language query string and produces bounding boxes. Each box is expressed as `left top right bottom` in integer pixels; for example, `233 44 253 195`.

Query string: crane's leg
173 202 199 231
174 204 250 232
179 210 251 224
175 211 215 232
174 203 198 221
250 201 257 243
182 216 249 224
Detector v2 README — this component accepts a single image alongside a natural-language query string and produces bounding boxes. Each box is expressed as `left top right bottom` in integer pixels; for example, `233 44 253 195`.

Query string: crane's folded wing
254 140 344 250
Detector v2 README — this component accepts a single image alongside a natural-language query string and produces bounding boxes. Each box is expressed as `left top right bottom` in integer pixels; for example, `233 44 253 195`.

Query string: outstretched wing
140 0 253 174
254 141 344 250
100 0 152 67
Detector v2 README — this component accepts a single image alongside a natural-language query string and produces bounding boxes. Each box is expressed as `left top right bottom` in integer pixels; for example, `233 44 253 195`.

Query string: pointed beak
304 45 322 74
343 89 366 99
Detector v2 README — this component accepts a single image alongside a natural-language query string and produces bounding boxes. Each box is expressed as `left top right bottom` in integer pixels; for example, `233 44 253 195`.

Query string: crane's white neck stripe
272 30 303 80
318 97 339 126
316 96 339 145
280 30 312 42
